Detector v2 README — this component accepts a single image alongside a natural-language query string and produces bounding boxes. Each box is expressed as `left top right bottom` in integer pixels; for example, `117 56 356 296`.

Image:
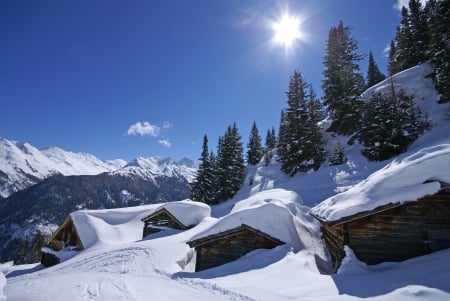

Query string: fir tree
190 135 215 204
388 39 398 76
407 0 429 64
359 82 430 161
322 20 365 135
247 121 263 165
426 0 450 103
366 51 386 88
329 142 347 166
394 7 415 72
279 71 325 175
263 127 277 166
214 123 245 203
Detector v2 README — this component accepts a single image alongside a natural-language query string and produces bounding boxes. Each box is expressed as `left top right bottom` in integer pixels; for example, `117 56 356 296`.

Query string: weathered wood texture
322 187 450 270
189 225 284 272
141 209 187 238
48 217 83 250
41 251 60 267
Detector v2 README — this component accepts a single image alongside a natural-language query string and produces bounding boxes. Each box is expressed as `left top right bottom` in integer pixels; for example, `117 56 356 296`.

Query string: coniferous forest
191 0 449 205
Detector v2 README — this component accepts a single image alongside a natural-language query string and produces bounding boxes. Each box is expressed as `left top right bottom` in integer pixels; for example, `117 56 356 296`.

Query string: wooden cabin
312 185 450 271
141 208 188 238
187 223 284 272
41 216 83 267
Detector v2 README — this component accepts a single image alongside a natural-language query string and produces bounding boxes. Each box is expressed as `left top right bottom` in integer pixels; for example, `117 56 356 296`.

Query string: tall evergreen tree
407 0 430 63
388 39 398 76
426 0 450 103
265 127 277 150
247 121 263 165
394 6 416 71
322 20 365 135
279 71 325 175
214 123 245 203
190 135 215 204
366 51 386 88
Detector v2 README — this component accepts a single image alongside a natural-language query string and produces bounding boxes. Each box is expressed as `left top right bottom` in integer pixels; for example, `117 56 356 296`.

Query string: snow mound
190 189 320 252
311 144 450 222
71 204 161 249
158 199 211 227
69 199 210 250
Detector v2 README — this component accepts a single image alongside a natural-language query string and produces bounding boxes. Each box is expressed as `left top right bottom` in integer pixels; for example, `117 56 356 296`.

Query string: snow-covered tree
278 71 325 176
247 121 263 165
322 20 365 135
426 0 450 103
359 83 430 161
329 142 347 166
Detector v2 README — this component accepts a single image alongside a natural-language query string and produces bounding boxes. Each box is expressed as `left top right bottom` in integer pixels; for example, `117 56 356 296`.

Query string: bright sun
273 14 301 47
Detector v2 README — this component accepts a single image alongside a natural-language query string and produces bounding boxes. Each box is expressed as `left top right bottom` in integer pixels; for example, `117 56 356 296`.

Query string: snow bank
0 270 5 301
190 189 320 252
311 144 450 222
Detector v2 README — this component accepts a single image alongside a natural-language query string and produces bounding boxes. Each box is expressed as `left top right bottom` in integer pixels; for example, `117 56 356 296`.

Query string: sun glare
273 14 302 47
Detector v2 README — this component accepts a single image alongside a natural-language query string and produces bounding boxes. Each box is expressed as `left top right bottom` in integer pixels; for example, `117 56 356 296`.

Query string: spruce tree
214 123 245 203
426 0 450 103
279 71 325 175
366 51 386 88
190 135 215 204
247 121 263 165
322 20 365 135
407 0 429 64
359 83 430 161
388 39 398 76
263 127 276 166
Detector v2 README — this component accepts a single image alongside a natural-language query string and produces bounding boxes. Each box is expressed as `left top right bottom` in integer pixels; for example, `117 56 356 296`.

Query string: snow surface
159 199 211 227
3 63 450 300
311 144 450 222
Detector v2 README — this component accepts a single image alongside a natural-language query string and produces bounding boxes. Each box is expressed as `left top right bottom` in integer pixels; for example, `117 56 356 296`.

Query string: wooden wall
195 228 282 272
322 187 450 270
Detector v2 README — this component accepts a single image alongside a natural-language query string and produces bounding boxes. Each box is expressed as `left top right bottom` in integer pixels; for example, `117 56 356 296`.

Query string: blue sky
1 0 405 162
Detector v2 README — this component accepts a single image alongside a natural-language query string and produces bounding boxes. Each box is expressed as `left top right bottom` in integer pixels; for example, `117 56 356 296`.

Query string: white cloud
394 0 428 10
127 121 160 137
159 138 171 148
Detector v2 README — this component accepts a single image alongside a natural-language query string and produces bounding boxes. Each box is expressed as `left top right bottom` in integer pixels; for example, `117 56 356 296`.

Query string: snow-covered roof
142 199 211 228
67 199 210 249
189 189 319 251
69 204 160 249
311 144 450 223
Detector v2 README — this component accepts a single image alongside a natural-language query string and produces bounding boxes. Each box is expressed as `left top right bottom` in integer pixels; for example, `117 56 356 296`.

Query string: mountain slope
0 138 127 198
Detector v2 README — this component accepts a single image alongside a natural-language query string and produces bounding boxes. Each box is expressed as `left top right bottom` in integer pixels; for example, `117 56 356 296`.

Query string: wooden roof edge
50 215 73 241
141 207 188 229
187 223 284 248
311 181 450 226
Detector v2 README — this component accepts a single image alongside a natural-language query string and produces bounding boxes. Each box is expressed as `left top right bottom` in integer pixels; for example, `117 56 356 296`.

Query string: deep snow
2 62 450 300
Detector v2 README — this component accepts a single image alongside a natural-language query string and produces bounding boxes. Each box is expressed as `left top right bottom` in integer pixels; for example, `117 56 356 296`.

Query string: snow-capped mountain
0 138 127 198
113 156 197 183
0 138 197 199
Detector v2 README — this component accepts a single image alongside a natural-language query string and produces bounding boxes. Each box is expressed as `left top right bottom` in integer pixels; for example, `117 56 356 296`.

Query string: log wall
322 188 450 270
195 228 282 272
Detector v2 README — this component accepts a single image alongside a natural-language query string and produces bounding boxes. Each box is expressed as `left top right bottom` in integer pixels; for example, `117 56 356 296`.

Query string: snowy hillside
2 63 450 300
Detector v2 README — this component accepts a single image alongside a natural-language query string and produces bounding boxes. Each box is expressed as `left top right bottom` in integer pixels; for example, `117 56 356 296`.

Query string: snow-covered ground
2 63 450 300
